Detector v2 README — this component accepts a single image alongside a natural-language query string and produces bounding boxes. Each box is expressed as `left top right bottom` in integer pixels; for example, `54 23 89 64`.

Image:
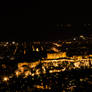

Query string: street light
3 76 9 82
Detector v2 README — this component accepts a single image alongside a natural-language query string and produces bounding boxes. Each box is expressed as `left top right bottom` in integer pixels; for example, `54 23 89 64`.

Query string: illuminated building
47 52 66 59
73 56 83 60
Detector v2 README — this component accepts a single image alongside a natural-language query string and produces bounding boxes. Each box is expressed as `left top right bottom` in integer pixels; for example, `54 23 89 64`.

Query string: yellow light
47 52 66 59
3 77 9 82
34 85 51 90
35 69 40 75
15 71 20 77
32 46 35 51
36 48 39 52
49 69 61 73
31 73 35 76
24 71 31 78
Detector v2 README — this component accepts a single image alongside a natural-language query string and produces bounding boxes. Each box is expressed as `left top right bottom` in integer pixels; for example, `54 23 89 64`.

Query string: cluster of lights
16 56 92 78
34 84 51 90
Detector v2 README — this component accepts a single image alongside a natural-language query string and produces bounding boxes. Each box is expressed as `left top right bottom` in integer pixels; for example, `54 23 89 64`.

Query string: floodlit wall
47 52 66 59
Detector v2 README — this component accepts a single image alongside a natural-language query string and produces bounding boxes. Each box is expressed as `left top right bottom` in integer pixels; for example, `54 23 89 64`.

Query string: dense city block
0 36 92 92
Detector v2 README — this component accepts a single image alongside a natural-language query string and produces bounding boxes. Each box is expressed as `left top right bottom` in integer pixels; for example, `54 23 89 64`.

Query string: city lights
0 38 92 91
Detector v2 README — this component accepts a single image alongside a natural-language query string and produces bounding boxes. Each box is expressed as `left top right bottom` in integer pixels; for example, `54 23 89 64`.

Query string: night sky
1 23 92 40
0 8 92 41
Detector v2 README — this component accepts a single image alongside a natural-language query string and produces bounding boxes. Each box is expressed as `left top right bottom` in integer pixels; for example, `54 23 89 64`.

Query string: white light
80 35 85 39
4 44 7 47
73 38 76 40
12 41 15 44
3 76 9 82
6 42 9 44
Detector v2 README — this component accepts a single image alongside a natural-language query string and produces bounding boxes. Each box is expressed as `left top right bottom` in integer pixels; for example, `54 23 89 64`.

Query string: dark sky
1 23 92 40
1 1 92 40
0 10 92 40
47 23 92 40
0 0 40 16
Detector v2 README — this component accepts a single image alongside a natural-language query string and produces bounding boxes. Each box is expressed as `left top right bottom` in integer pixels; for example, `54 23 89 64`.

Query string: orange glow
47 52 66 59
89 54 92 57
24 49 26 55
49 69 61 73
15 70 21 77
66 42 72 44
74 62 80 68
34 85 51 90
35 69 40 75
51 47 60 52
3 77 9 82
53 43 61 47
2 64 6 68
15 53 92 78
24 71 31 78
73 56 82 60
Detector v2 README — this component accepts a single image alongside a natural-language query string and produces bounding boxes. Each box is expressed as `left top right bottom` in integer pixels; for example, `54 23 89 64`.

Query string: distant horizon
1 23 92 40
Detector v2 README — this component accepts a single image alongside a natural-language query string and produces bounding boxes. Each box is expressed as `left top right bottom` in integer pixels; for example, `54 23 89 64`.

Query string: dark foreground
0 68 92 92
